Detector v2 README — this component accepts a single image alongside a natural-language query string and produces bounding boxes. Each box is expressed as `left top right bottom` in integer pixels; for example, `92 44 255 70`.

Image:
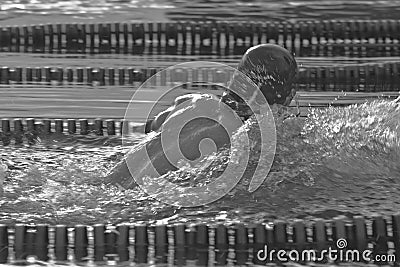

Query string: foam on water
0 100 399 224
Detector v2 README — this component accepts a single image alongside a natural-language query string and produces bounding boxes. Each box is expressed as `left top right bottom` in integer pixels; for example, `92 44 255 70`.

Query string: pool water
0 4 399 267
0 100 399 225
1 0 400 26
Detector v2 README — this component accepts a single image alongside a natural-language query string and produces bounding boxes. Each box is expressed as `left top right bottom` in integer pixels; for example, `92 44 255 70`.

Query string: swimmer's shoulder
174 93 219 105
148 93 218 132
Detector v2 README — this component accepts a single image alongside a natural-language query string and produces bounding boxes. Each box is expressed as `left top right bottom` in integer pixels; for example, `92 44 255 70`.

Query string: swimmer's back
148 93 219 132
146 44 298 133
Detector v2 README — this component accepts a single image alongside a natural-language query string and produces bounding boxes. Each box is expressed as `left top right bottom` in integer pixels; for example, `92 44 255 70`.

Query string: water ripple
1 0 400 25
0 100 399 224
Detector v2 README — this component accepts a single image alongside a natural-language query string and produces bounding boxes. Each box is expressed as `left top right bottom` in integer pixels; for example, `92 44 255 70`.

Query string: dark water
0 2 398 267
1 0 400 26
0 0 398 240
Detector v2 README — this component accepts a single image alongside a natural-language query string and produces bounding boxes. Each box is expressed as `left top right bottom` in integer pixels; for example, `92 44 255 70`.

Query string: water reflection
1 0 400 25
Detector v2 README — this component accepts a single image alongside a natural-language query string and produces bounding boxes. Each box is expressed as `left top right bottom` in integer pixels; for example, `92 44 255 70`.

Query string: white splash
0 163 7 196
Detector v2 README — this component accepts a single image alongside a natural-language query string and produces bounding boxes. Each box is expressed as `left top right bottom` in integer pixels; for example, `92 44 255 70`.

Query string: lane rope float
0 215 396 264
0 20 400 56
0 63 400 91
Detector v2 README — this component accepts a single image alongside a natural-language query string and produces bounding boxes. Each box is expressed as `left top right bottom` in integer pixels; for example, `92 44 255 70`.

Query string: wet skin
105 44 298 188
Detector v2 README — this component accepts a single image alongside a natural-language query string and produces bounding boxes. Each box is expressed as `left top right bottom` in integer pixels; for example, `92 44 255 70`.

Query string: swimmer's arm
104 156 137 188
148 107 174 132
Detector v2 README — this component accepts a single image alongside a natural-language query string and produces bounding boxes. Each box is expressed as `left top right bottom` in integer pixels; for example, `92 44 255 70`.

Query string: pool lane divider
1 63 400 91
0 118 149 144
0 20 400 57
0 215 398 264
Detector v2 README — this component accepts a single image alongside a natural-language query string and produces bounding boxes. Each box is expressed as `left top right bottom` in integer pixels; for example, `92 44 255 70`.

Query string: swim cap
228 44 298 106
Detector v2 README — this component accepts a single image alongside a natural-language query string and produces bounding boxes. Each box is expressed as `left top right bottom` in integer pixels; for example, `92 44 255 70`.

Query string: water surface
0 100 399 225
1 0 400 26
0 0 399 231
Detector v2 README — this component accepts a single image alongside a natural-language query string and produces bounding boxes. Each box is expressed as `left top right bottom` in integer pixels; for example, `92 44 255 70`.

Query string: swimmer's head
226 44 298 106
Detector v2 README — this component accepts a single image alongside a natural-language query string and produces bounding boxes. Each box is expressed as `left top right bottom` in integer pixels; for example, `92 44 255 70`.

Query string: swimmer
148 44 298 132
106 44 298 188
